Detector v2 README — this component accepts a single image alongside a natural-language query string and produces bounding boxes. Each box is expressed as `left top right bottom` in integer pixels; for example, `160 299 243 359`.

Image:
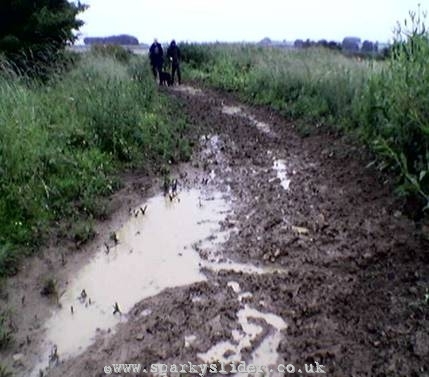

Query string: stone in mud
413 331 429 358
208 315 223 336
291 225 310 235
12 353 25 367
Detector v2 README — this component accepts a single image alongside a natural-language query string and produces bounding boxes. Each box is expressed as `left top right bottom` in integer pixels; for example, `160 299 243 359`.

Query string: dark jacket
167 42 181 65
149 42 163 65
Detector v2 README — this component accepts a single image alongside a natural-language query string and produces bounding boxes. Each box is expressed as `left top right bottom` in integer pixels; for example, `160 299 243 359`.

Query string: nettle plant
369 6 429 211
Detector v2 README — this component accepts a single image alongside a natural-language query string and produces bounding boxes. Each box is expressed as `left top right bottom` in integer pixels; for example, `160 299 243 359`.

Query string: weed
0 364 12 377
40 278 57 297
71 220 96 246
0 312 13 349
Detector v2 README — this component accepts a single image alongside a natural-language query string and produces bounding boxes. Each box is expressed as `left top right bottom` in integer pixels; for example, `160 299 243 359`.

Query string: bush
0 0 87 76
356 8 429 209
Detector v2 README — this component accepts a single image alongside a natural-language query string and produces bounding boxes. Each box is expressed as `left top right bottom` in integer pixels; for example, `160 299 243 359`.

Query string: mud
1 84 428 377
32 189 231 375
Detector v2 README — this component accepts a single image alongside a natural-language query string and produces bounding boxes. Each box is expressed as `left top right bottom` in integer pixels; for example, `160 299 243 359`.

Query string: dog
160 71 172 86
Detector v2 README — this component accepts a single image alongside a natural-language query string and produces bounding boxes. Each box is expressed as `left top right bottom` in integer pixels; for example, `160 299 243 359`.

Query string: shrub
0 0 87 76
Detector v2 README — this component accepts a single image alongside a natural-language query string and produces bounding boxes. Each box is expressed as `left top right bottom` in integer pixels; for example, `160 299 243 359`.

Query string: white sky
76 0 426 44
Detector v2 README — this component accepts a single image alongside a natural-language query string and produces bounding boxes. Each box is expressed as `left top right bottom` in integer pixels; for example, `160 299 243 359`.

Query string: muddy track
1 85 428 377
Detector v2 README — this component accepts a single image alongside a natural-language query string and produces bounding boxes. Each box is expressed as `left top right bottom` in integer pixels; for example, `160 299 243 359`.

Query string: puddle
198 302 286 376
198 280 286 375
203 259 288 275
272 159 290 190
184 335 197 348
200 134 224 158
253 121 272 134
171 85 202 96
33 185 287 375
33 189 230 375
227 281 241 293
222 106 274 135
222 106 242 116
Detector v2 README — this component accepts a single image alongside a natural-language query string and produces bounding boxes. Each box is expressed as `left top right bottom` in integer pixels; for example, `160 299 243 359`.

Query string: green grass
0 51 190 277
0 311 12 350
182 43 377 123
0 364 12 377
180 11 429 212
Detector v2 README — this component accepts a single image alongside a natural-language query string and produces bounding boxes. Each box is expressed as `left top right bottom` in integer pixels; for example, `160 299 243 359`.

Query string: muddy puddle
272 159 290 190
171 85 202 96
32 185 289 376
221 105 274 135
198 281 287 377
33 189 230 375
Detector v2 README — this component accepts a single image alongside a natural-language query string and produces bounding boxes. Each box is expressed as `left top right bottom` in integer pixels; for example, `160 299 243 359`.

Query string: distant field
68 44 149 55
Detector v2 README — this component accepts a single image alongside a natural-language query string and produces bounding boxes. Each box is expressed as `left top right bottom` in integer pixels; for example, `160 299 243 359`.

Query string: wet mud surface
1 84 428 377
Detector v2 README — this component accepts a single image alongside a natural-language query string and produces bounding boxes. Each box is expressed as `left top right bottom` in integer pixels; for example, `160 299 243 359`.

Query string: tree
361 40 375 53
0 0 87 71
294 39 304 48
84 35 139 45
342 36 361 52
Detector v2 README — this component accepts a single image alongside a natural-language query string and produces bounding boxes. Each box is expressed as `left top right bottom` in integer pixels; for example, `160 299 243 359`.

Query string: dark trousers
151 62 163 84
171 63 181 85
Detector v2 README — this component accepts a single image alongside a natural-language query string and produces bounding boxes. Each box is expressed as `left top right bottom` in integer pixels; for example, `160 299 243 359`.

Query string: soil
0 84 428 377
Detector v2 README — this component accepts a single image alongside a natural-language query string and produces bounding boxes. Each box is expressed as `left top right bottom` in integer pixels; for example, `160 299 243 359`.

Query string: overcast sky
76 0 426 44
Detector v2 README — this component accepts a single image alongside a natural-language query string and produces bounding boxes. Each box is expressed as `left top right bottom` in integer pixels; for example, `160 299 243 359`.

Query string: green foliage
90 44 134 63
40 277 57 297
0 54 190 277
183 43 371 123
0 243 21 277
183 7 429 212
355 7 429 209
0 312 12 350
0 0 87 75
179 43 215 70
71 219 96 246
0 364 12 377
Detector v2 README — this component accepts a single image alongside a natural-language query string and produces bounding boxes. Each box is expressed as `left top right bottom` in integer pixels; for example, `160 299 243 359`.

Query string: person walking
149 38 164 84
167 40 181 85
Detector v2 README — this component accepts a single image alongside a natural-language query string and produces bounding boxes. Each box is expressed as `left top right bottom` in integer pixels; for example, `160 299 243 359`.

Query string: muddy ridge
1 84 428 377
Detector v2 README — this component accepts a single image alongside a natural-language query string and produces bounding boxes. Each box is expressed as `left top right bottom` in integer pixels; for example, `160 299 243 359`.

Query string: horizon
75 0 425 46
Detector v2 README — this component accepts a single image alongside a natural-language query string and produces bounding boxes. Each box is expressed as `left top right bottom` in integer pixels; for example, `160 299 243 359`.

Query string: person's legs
171 64 177 85
171 63 181 85
156 63 163 85
176 64 181 85
151 63 157 79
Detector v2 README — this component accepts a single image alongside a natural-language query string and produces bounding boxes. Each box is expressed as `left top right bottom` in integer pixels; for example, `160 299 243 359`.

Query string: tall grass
182 43 376 123
0 52 190 277
181 9 429 212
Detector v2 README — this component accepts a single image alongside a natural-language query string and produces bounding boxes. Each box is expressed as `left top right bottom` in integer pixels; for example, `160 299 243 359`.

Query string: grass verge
0 51 190 278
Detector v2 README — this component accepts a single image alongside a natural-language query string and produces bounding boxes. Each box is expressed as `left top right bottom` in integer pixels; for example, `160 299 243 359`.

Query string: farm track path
1 84 428 377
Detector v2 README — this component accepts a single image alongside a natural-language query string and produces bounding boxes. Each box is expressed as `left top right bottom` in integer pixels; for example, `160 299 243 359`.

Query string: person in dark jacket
149 38 164 84
167 40 181 85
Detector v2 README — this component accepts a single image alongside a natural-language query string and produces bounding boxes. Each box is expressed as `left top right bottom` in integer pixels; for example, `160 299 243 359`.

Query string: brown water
33 189 230 374
33 185 288 376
